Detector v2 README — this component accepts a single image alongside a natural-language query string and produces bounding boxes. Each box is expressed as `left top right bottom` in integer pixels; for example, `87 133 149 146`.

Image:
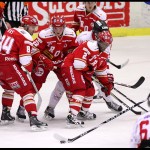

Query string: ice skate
104 98 123 112
44 106 55 120
66 113 84 128
29 115 48 132
16 106 26 122
93 89 104 103
0 106 15 125
77 109 96 120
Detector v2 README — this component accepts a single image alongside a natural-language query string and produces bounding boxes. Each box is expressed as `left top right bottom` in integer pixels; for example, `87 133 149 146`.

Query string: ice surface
0 36 150 148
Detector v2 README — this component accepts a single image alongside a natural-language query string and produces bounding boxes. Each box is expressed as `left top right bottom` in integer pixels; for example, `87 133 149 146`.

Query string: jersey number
140 120 149 140
1 35 14 54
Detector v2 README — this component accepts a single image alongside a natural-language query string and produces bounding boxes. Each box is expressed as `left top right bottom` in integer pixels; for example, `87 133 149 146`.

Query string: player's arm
73 47 89 71
19 39 33 72
71 10 80 34
32 35 54 71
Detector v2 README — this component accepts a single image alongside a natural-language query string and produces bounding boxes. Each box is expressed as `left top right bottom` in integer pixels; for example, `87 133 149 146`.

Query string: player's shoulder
13 28 33 41
38 27 55 39
93 6 107 20
75 4 85 11
78 31 92 38
63 27 76 38
76 31 92 43
86 40 99 52
137 112 150 123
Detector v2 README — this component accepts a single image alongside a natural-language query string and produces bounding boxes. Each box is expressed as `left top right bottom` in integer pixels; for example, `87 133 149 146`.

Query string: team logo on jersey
9 81 20 89
35 67 44 77
91 22 94 28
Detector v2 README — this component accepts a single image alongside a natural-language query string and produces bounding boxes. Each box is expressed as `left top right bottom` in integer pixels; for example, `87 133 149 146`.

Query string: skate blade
44 115 54 121
77 117 96 121
93 98 104 103
66 123 84 129
31 125 48 132
0 120 14 125
16 117 26 123
109 108 122 113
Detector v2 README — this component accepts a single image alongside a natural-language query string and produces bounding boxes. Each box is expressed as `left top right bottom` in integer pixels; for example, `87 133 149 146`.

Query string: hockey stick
54 94 150 144
92 76 141 115
1 18 8 30
24 69 42 111
114 76 145 89
111 92 142 115
113 87 148 113
107 59 129 69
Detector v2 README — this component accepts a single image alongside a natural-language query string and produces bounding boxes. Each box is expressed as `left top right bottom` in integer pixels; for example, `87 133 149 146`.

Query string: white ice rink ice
0 36 150 148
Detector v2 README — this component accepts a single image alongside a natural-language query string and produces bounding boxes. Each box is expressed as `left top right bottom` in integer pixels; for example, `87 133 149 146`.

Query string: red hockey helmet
96 30 113 45
20 15 38 26
51 15 65 27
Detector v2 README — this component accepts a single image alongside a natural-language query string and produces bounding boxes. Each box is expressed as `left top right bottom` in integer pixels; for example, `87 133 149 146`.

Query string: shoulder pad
39 27 54 38
63 27 76 38
93 7 107 20
87 40 99 52
76 31 92 44
76 4 85 11
13 28 33 41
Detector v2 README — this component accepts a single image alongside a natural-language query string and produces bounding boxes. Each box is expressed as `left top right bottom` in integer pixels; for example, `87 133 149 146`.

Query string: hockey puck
60 140 66 144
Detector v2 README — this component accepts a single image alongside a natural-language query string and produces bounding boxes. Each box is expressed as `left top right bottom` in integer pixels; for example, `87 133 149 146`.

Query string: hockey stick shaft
92 76 141 115
24 69 42 111
55 96 149 144
113 87 148 112
114 76 145 89
108 59 129 69
2 18 8 30
111 92 141 115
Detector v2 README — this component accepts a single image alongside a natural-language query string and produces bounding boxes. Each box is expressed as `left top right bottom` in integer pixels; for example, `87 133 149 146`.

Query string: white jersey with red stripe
0 27 33 68
130 112 150 148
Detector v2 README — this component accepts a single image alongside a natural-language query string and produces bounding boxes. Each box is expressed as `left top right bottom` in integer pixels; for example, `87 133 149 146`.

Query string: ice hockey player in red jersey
71 2 114 101
72 2 107 33
60 22 122 127
16 15 78 121
0 15 48 131
130 112 150 148
43 20 121 120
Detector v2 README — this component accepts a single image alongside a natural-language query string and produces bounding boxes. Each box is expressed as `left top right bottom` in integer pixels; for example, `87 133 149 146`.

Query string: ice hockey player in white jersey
130 112 150 148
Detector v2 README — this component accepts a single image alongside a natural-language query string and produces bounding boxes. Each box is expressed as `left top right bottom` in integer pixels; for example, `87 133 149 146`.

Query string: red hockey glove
107 73 114 83
101 82 113 97
39 54 54 71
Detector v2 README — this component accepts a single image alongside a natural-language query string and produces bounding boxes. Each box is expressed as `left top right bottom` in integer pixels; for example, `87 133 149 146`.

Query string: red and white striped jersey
62 40 100 71
72 4 107 33
0 27 33 71
32 26 78 67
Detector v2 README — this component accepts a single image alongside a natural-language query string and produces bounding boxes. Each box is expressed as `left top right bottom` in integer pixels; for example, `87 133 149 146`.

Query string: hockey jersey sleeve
32 31 48 62
71 10 80 33
19 39 33 72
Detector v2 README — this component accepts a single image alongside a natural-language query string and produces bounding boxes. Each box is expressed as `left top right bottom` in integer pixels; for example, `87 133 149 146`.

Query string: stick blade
147 93 150 107
120 59 129 69
53 133 68 144
131 76 145 89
